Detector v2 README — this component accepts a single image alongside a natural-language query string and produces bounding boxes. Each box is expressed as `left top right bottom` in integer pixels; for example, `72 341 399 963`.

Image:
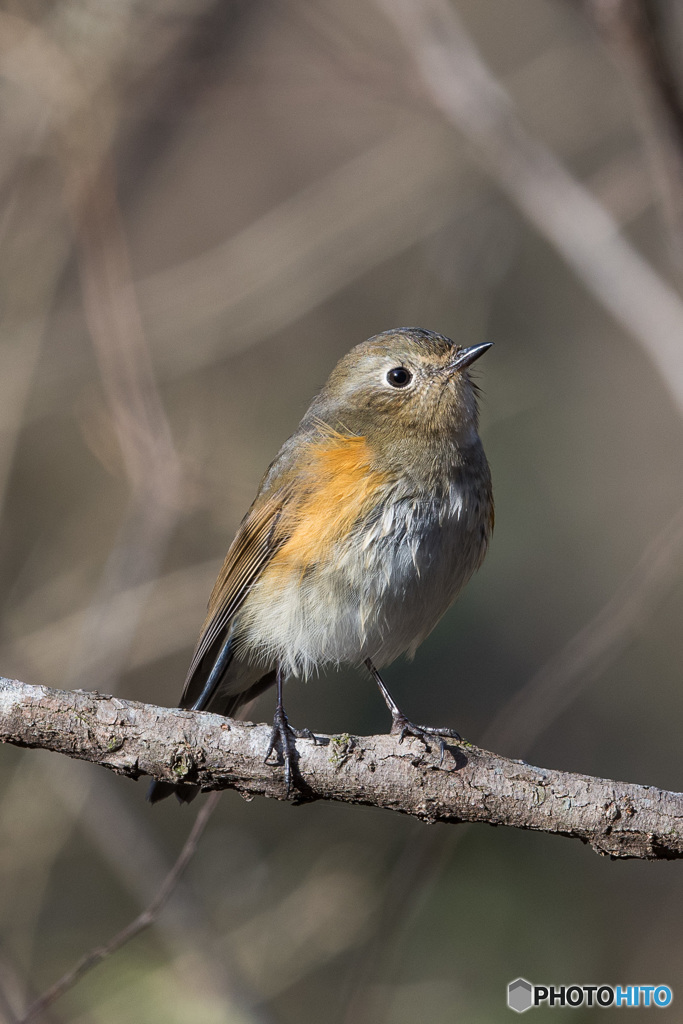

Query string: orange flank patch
272 433 389 575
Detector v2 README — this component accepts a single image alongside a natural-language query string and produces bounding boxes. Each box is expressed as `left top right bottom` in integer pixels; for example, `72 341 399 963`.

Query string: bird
148 327 493 803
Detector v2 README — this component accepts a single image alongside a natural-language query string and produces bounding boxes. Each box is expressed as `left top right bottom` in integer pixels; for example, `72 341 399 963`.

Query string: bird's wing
179 483 293 706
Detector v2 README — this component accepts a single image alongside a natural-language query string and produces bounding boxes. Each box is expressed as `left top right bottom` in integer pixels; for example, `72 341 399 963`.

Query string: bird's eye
386 367 412 388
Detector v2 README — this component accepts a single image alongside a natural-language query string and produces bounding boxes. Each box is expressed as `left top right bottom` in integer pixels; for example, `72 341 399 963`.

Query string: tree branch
1 677 681 861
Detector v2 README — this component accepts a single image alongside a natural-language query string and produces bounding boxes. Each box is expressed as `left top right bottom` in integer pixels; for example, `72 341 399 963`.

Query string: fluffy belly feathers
235 474 491 679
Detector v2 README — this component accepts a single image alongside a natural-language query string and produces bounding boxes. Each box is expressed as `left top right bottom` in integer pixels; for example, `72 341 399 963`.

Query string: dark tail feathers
147 779 200 804
147 667 277 804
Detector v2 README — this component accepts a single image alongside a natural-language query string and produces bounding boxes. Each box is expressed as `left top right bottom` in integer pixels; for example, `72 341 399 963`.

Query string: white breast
236 479 491 679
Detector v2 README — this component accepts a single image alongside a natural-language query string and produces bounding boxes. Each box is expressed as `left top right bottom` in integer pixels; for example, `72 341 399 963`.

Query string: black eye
386 366 412 388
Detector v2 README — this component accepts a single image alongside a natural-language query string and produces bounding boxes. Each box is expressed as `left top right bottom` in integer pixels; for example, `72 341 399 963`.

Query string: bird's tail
147 634 237 805
147 779 200 804
146 665 277 804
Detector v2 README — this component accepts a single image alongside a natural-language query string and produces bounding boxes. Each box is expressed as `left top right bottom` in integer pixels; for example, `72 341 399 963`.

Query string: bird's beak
448 343 493 373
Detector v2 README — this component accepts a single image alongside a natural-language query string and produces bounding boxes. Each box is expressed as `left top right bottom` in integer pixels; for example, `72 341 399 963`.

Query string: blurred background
1 0 683 1020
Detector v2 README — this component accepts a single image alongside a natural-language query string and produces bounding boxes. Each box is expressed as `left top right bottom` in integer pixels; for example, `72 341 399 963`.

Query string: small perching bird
149 328 493 803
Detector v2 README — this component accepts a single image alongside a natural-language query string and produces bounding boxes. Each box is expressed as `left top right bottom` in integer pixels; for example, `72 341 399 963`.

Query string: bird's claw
265 708 317 794
391 714 461 765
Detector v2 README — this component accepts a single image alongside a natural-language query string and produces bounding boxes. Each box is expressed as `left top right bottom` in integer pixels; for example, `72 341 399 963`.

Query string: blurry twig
61 156 183 693
136 126 465 375
0 6 260 1022
53 768 268 1019
1 155 199 1012
348 8 683 1014
21 141 655 432
578 0 683 265
2 156 266 1004
39 149 261 1019
17 791 220 1024
0 133 71 525
0 955 18 1024
8 559 221 688
375 0 683 419
67 157 180 499
341 822 454 1024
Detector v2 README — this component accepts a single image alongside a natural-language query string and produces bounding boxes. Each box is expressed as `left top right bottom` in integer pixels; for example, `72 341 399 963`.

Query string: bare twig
17 791 220 1024
1 677 681 861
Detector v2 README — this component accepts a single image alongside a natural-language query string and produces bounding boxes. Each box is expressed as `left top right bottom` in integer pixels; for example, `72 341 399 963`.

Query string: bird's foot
390 714 461 765
264 706 316 794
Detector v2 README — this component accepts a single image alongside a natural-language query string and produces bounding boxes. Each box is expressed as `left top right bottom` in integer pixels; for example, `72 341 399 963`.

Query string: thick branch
1 676 681 861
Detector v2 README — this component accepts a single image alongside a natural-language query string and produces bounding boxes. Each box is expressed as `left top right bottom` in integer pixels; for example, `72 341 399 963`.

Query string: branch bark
1 677 681 861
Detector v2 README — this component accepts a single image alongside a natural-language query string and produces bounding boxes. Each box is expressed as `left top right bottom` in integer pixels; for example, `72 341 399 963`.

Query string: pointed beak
448 342 493 373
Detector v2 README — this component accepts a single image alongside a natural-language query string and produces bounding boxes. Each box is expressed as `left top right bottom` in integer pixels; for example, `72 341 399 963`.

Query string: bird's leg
264 665 316 794
364 658 461 764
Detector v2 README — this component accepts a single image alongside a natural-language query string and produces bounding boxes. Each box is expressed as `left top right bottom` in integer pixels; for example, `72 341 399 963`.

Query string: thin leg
364 658 461 764
264 665 316 794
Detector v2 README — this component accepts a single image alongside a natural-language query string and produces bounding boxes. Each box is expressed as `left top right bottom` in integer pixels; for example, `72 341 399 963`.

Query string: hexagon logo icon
508 978 533 1013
